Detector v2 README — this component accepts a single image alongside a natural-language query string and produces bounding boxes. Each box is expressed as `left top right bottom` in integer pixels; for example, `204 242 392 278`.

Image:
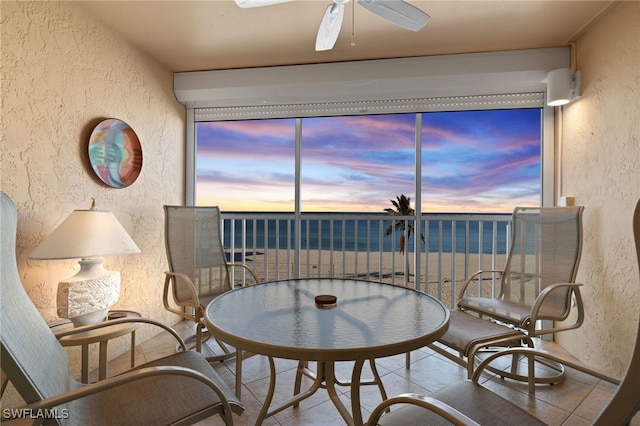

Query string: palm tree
384 194 424 255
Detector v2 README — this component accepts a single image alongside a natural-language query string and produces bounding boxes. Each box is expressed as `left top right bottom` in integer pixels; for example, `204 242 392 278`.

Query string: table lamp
30 199 140 326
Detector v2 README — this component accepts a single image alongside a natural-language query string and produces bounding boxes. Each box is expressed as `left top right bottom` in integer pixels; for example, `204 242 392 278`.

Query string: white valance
174 47 569 118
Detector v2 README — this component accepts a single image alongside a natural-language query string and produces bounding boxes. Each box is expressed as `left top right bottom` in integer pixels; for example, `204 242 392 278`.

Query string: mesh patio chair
369 199 640 426
163 205 259 396
428 206 585 386
0 192 243 425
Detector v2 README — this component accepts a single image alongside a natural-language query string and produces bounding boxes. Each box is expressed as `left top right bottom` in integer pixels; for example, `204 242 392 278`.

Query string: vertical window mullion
186 107 196 206
294 118 302 278
414 113 422 291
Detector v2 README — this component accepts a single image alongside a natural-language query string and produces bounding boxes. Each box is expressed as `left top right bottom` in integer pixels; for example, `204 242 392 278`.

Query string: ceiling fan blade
315 2 345 51
234 0 293 8
357 0 430 32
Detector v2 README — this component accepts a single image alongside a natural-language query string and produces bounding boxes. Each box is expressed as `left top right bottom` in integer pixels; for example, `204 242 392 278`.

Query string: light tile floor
105 321 625 426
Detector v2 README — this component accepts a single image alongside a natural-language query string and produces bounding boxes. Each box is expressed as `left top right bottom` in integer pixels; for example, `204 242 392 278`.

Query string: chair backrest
595 199 640 425
500 206 584 319
164 205 232 303
0 192 76 407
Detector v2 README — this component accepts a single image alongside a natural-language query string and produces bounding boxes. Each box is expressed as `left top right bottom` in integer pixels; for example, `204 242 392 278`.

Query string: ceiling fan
234 0 430 52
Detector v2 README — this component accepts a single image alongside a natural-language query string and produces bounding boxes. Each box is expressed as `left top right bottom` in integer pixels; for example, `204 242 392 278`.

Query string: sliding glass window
421 109 541 213
300 114 416 212
195 119 295 210
195 108 542 214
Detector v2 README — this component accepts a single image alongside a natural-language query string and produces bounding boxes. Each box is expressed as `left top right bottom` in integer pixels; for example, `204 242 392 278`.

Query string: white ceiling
78 0 615 73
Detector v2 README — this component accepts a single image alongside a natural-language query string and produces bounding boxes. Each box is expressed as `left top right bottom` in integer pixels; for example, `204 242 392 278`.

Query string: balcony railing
221 212 511 309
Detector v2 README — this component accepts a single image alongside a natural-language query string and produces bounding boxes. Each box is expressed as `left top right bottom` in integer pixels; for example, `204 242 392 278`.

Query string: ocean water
224 213 510 255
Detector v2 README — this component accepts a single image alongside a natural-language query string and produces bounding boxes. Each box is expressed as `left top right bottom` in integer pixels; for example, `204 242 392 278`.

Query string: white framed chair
428 206 584 386
163 205 259 396
1 192 243 425
458 206 585 339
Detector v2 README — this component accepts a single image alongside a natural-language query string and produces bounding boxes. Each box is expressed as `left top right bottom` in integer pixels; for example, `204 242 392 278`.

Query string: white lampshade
30 209 140 260
30 202 140 326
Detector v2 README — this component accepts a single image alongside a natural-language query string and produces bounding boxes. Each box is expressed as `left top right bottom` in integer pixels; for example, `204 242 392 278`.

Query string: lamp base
65 308 111 327
57 258 120 327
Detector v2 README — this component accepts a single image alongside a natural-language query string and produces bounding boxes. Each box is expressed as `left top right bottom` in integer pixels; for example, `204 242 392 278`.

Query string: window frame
188 103 554 210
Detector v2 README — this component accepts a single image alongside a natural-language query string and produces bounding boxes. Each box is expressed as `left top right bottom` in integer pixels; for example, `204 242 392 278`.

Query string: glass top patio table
205 278 449 425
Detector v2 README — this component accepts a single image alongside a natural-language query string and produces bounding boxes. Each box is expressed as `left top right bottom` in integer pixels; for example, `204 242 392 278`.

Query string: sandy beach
238 248 507 309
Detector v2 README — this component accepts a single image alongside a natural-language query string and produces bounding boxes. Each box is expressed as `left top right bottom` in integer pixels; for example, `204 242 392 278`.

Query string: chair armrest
6 366 233 420
52 317 188 352
227 263 260 286
457 269 504 302
163 271 200 314
367 393 480 426
529 282 584 336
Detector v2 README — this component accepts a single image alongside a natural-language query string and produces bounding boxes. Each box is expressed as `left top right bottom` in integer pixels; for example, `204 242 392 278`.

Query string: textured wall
0 0 185 387
557 1 640 378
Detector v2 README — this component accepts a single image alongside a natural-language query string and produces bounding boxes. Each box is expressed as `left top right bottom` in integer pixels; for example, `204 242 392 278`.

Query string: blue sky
196 109 541 213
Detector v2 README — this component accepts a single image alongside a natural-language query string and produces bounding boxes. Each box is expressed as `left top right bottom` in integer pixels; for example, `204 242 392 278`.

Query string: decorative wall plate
88 119 142 188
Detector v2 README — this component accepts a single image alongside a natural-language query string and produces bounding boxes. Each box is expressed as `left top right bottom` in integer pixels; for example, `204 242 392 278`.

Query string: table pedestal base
256 357 387 426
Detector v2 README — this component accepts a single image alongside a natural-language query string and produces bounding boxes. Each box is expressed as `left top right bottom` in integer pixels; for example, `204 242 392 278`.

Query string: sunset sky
195 109 541 213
